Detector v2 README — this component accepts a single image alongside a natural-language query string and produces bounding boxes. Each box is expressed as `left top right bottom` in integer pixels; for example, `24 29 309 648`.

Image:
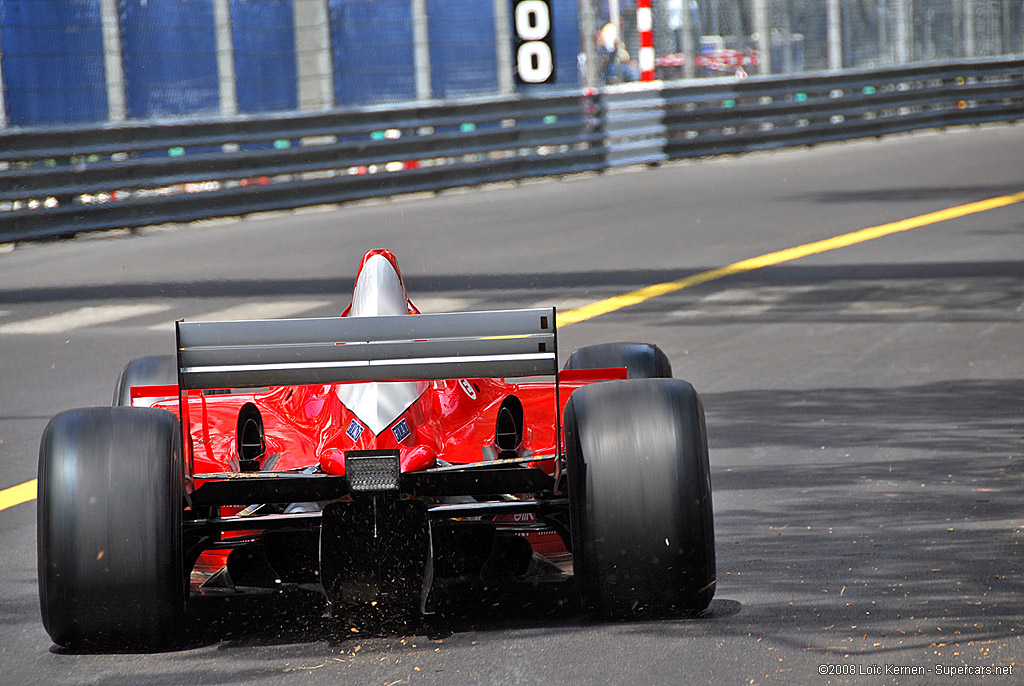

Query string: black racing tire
37 407 186 649
563 342 672 379
565 378 715 618
113 355 177 407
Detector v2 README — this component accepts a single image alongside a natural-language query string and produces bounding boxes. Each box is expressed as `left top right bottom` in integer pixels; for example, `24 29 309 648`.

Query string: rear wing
175 308 557 391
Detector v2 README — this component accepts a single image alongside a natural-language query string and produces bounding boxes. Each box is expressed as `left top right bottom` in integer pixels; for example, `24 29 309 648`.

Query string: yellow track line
559 190 1024 327
0 479 37 512
2 190 1023 514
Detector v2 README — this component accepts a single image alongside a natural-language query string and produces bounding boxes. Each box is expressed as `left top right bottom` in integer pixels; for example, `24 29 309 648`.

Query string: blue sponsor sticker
346 419 364 442
391 418 411 443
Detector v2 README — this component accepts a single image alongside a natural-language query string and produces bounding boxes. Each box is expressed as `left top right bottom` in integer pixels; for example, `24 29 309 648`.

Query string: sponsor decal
346 419 364 442
391 418 411 443
459 378 478 400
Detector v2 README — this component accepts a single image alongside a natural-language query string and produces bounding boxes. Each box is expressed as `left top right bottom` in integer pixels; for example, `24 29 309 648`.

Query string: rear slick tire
37 407 185 649
563 342 672 379
565 378 715 618
113 355 177 407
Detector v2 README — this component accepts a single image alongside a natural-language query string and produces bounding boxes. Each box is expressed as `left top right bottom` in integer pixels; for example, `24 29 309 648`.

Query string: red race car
37 249 715 649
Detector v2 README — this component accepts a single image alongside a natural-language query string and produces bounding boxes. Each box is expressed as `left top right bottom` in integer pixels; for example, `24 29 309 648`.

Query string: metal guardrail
595 57 1024 165
2 58 1022 243
660 58 1024 159
0 94 601 242
600 89 668 167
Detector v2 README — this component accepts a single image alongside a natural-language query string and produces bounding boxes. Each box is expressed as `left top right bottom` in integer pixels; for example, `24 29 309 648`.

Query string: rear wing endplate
175 308 557 391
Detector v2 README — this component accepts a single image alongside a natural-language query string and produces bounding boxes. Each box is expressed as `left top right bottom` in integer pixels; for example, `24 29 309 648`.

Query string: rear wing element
175 308 557 391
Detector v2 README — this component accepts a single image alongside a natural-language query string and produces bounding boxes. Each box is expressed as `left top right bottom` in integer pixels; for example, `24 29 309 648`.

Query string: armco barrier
600 88 668 167
0 93 602 242
2 58 1023 242
660 59 1024 159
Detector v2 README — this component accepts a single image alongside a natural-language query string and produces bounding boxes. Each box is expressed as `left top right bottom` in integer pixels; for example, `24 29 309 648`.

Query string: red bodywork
133 250 626 573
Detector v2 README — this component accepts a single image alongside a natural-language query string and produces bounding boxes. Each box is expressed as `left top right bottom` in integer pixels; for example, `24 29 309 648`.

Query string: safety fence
3 1 1022 130
1 57 1022 242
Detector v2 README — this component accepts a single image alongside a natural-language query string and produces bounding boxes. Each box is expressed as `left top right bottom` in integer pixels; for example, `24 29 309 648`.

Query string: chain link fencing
590 0 1024 83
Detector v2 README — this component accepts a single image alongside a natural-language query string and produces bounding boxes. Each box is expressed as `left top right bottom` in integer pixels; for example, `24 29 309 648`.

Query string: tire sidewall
566 378 715 617
37 407 184 648
113 355 177 407
564 342 672 379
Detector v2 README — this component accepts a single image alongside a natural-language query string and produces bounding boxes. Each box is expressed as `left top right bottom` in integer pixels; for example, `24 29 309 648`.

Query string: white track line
839 302 941 316
149 299 335 331
0 304 173 335
411 296 477 313
671 287 813 318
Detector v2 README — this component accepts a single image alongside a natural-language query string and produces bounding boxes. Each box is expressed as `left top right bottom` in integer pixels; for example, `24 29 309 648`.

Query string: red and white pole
637 0 655 81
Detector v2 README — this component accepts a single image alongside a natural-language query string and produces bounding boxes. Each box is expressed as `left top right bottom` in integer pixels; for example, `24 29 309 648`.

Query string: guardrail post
1000 0 1013 54
963 0 976 57
894 0 912 64
213 0 238 117
679 0 696 79
99 0 126 122
493 0 515 95
827 0 842 70
580 0 599 87
0 31 6 128
753 0 770 74
779 0 793 73
412 0 433 101
293 0 334 110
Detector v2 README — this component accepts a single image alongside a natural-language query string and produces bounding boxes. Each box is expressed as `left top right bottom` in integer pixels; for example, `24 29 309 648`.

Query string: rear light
345 450 401 492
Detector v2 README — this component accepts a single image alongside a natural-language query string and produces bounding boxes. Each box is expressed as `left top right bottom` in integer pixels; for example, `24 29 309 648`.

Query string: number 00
512 0 554 84
517 42 553 83
515 1 551 40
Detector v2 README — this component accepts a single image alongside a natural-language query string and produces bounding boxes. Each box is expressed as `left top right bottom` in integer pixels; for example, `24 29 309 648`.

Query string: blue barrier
0 0 586 125
330 0 417 107
0 0 107 125
427 0 499 99
550 0 581 88
120 0 220 119
232 0 298 114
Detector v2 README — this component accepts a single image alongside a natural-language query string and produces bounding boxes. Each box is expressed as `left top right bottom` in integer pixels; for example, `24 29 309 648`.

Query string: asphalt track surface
1 124 1023 685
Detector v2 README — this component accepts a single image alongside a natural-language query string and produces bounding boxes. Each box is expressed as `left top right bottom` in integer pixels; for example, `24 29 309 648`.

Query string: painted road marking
840 302 942 317
670 286 818 318
3 190 1023 513
558 190 1024 327
0 479 36 511
411 296 478 313
0 304 172 335
148 299 335 331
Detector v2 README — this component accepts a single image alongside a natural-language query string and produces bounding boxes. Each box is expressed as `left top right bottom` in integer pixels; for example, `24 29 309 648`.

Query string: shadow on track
2 261 1022 305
